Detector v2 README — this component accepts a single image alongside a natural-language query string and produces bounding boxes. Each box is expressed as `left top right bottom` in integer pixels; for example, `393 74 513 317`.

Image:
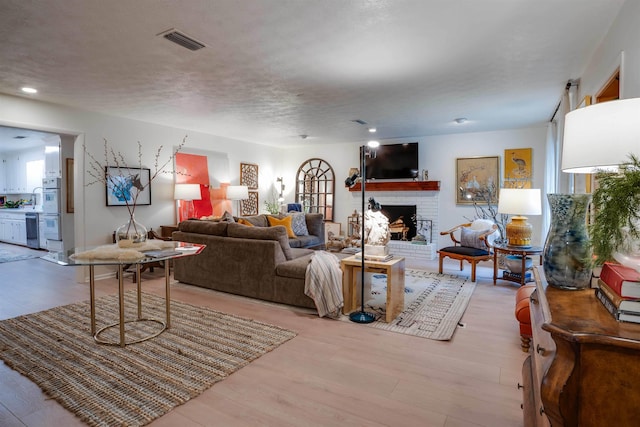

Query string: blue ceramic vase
543 193 592 289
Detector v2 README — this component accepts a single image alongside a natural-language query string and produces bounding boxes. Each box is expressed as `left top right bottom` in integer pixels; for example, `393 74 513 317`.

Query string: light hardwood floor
0 242 527 427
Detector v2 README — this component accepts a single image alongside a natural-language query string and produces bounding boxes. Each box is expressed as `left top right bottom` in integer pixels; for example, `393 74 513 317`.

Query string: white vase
115 214 147 247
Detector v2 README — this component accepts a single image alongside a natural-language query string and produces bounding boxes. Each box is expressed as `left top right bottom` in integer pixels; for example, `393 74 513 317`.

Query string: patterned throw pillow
267 215 296 238
460 227 490 250
287 212 309 236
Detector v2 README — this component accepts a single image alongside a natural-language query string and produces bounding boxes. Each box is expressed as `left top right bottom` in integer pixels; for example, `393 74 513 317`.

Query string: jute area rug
0 292 296 427
343 269 475 341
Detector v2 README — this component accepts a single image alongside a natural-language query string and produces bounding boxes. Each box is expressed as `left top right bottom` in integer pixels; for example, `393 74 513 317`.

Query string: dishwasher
25 212 40 249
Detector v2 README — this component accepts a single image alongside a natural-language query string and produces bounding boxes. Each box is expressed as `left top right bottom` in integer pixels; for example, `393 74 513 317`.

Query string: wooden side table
340 255 405 323
493 243 543 286
160 224 179 239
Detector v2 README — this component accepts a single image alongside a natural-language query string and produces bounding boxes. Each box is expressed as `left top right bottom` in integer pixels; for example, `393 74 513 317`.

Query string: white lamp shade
174 183 202 201
498 188 542 215
226 185 249 200
562 97 640 173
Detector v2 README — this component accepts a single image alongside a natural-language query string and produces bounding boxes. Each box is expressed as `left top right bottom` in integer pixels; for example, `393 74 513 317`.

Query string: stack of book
595 262 640 323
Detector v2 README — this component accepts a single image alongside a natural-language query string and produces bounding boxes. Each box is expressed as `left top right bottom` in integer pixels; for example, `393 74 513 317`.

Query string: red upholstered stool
515 284 536 352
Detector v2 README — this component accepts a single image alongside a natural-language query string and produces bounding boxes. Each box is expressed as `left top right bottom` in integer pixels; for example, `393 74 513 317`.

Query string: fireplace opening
380 205 417 241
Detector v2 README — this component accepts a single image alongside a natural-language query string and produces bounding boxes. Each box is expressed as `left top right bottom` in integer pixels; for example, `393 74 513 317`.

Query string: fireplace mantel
347 181 440 192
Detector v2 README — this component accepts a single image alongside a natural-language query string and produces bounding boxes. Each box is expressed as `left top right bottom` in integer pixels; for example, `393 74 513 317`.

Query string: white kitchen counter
0 208 44 214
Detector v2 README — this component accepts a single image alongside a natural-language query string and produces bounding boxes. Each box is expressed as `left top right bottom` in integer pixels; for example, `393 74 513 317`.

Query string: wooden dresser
523 267 640 426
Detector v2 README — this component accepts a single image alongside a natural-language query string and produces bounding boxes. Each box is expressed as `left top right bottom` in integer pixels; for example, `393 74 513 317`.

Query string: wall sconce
277 177 285 202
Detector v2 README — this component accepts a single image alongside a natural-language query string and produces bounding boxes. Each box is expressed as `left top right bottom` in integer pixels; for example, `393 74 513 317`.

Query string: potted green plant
590 154 640 265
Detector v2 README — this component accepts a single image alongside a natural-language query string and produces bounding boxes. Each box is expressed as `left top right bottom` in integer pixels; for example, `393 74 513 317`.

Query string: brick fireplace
347 181 439 261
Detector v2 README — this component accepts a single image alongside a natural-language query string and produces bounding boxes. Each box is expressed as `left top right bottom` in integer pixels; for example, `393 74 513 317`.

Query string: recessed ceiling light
454 117 467 124
21 87 38 94
368 127 377 133
367 140 380 148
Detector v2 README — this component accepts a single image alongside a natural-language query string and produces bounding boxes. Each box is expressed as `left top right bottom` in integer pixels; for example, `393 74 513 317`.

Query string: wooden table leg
385 259 405 323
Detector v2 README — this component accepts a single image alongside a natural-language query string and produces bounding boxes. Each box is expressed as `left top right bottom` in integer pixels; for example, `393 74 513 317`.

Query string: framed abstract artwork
240 191 259 216
240 163 259 190
105 166 151 206
455 156 499 204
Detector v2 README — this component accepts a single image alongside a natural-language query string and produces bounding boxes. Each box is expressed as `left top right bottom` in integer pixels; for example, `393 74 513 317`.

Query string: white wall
0 94 280 251
280 126 548 248
580 0 640 99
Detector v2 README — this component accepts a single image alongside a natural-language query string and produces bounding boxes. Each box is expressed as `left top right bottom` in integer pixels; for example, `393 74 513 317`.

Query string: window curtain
542 82 577 243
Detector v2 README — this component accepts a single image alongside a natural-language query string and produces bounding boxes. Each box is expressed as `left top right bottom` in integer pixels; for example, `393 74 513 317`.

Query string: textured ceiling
0 0 626 147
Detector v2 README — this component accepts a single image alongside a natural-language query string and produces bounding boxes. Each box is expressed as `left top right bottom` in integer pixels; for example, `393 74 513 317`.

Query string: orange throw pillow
237 218 254 227
267 215 296 238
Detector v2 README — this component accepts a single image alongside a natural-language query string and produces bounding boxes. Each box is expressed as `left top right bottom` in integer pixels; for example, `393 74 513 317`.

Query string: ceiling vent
159 29 206 51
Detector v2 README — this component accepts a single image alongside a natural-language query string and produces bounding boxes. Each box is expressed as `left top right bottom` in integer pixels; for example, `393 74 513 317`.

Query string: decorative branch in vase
84 136 187 247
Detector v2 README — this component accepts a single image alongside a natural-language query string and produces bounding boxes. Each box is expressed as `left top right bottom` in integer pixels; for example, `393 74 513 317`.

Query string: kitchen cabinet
4 154 27 193
0 159 5 193
39 216 46 248
1 148 45 194
0 212 27 245
45 143 61 178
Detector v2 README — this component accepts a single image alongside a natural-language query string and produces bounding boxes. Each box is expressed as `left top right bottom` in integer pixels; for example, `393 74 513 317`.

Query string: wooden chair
438 221 499 282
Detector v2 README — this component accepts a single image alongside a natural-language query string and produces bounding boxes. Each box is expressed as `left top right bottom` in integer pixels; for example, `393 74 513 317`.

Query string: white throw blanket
305 251 344 318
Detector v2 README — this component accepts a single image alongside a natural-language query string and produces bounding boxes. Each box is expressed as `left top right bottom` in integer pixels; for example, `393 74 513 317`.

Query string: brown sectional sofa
172 213 325 309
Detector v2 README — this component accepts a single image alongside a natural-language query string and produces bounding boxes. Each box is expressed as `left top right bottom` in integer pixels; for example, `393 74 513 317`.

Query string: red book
600 262 640 298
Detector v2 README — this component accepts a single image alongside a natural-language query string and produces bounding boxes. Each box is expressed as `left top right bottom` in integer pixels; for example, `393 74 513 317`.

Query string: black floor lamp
344 141 379 324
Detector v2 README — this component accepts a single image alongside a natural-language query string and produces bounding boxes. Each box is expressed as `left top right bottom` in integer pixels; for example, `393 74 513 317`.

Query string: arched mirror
295 158 335 221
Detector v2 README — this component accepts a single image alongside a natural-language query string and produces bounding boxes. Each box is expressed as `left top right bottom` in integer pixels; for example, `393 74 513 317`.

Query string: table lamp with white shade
174 183 202 222
226 185 249 216
562 97 640 273
497 188 542 248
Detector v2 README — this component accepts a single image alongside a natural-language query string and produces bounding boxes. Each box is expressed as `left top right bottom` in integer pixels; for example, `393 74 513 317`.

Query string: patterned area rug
0 249 40 263
347 269 475 340
0 292 296 427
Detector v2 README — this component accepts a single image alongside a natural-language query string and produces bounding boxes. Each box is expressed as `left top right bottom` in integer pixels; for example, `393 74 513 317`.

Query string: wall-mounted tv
364 142 419 180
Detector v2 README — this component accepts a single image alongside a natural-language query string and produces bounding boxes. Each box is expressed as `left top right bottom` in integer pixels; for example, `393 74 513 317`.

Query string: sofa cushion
178 220 228 236
227 223 294 260
439 245 490 257
267 215 296 238
275 254 313 279
240 214 269 227
289 235 321 248
287 212 309 236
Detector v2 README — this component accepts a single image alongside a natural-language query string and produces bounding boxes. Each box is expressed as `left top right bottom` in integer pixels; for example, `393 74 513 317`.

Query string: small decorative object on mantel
84 136 187 247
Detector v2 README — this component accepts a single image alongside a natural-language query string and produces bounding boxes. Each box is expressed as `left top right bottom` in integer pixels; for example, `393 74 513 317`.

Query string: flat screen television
364 142 419 180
